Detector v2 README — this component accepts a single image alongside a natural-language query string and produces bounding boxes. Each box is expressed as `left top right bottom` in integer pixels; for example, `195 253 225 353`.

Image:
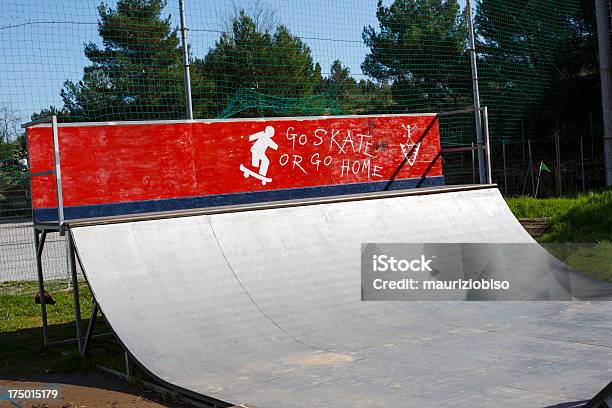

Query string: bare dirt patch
0 371 192 407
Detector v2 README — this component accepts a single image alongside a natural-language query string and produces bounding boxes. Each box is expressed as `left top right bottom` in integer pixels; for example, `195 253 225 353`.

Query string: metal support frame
179 0 194 120
67 227 83 355
82 300 99 357
482 106 493 184
22 115 66 234
95 364 218 408
471 142 476 183
438 106 493 185
442 145 486 153
51 115 66 235
34 229 49 345
125 350 132 378
32 223 111 353
437 106 480 116
23 116 108 353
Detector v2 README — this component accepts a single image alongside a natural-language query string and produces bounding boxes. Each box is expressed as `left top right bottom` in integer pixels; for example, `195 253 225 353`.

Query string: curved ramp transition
71 187 612 407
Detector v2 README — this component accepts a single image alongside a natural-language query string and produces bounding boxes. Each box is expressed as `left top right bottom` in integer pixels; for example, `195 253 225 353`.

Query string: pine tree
61 0 189 121
194 11 323 116
475 0 582 140
324 60 359 113
362 0 470 111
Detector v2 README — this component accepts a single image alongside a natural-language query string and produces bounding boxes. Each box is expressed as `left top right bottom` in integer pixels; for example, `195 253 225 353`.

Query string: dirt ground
0 371 193 408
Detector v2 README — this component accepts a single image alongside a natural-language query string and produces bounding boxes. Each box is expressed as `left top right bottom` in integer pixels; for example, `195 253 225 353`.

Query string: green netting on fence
0 0 593 146
218 88 341 118
476 1 582 144
1 0 607 284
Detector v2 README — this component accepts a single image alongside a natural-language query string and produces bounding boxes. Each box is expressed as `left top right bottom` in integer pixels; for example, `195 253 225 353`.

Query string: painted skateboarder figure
249 126 278 176
240 126 278 185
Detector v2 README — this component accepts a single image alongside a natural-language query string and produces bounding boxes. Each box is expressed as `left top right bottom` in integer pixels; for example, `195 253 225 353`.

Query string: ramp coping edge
66 184 498 228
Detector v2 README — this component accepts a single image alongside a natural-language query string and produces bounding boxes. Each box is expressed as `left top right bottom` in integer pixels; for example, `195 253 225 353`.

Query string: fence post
51 116 64 234
528 139 534 196
521 120 525 164
590 111 595 161
502 141 507 195
554 130 562 196
581 136 586 191
466 0 486 184
595 0 612 186
179 0 194 120
471 142 476 184
482 106 493 184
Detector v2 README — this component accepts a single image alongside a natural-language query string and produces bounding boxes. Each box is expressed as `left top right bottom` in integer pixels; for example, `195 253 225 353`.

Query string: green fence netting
1 0 588 138
0 0 604 197
0 0 607 283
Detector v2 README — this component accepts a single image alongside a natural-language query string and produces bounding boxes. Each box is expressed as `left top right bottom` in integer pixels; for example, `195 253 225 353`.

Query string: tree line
0 0 602 208
29 0 598 132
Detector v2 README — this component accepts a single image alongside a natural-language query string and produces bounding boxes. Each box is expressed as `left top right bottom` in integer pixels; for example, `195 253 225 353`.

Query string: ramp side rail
438 106 493 184
22 115 66 235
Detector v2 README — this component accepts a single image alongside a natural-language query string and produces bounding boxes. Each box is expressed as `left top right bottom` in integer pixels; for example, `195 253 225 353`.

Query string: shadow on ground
543 401 588 408
0 318 119 376
0 320 193 407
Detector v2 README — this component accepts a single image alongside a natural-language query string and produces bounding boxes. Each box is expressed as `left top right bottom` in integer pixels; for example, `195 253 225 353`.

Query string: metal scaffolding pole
502 141 507 195
34 229 49 345
179 0 194 120
595 0 612 186
528 139 535 196
67 228 83 355
483 106 493 184
51 115 65 234
466 0 486 184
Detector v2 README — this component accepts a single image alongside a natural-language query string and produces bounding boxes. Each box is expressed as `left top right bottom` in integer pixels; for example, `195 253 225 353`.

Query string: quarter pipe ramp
70 186 612 407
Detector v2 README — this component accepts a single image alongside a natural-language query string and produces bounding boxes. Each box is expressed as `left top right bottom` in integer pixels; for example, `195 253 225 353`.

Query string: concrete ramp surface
71 187 612 407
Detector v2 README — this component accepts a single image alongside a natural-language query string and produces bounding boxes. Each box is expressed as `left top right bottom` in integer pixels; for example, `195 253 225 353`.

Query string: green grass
506 189 612 282
543 243 612 282
506 189 612 243
0 281 126 377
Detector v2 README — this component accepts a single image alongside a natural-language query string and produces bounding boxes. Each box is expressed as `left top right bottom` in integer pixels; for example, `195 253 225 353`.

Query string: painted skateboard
240 164 272 185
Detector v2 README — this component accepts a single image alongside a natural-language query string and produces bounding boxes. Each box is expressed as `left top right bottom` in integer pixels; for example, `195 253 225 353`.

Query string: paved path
0 219 68 282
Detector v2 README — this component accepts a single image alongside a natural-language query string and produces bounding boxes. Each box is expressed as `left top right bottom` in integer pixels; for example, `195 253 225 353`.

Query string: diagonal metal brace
80 300 99 357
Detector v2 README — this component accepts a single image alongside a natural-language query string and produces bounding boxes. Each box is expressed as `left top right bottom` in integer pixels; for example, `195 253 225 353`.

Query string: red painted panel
27 128 56 209
26 114 442 211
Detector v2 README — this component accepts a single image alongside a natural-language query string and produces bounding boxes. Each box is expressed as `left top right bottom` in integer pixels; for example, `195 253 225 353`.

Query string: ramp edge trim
68 184 497 227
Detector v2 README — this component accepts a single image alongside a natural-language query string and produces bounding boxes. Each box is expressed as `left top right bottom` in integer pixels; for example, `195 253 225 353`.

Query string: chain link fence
0 188 69 285
0 219 68 282
0 0 607 286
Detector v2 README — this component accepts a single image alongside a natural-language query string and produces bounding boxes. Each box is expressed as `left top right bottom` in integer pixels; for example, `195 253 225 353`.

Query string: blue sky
0 0 466 123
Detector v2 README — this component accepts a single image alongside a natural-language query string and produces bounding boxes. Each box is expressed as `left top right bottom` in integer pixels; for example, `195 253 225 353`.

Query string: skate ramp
71 186 612 407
